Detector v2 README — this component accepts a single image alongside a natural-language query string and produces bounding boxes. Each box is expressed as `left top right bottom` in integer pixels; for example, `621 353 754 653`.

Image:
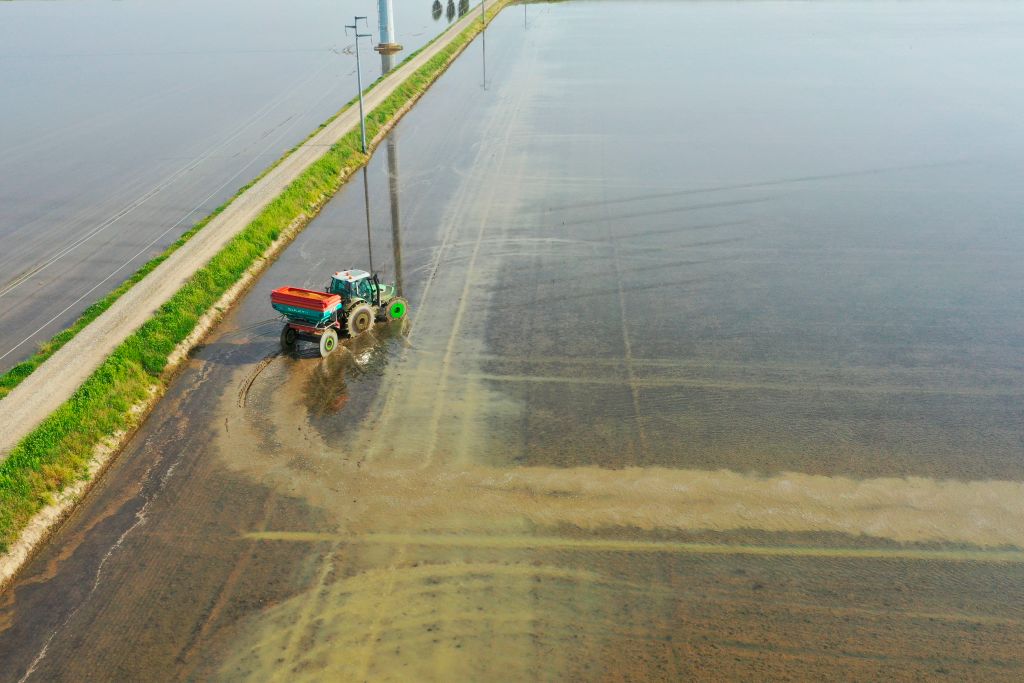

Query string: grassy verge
0 2 510 553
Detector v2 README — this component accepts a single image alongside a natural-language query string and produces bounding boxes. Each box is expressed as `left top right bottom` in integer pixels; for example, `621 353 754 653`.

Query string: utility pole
374 0 403 56
345 16 372 153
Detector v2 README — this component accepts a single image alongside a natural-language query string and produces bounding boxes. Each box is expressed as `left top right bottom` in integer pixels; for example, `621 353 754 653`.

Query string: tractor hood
373 282 398 301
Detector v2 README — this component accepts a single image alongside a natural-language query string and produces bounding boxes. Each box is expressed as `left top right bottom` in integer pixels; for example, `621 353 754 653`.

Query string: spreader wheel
280 324 298 351
346 303 375 337
319 328 339 357
383 296 409 323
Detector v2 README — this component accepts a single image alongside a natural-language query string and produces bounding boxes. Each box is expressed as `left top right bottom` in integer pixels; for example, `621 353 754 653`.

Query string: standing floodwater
0 0 464 372
1 1 1023 680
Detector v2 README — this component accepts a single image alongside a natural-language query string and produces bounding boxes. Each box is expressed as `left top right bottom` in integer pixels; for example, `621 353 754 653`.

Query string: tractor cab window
355 278 373 300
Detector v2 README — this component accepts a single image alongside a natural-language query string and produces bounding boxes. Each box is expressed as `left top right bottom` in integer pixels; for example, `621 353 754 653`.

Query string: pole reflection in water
386 134 404 295
361 166 374 276
380 52 404 296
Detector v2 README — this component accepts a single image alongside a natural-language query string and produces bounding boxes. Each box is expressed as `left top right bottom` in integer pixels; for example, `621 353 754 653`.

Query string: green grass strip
0 2 511 553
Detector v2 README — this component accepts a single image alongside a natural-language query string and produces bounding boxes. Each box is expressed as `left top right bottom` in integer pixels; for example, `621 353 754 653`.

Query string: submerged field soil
3 1 1024 679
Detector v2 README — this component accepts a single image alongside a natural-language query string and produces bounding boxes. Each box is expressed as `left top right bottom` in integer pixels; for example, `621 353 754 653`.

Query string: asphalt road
2 3 1023 679
0 0 471 374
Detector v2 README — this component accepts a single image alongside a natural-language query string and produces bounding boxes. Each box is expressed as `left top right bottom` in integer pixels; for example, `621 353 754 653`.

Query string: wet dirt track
3 2 1024 680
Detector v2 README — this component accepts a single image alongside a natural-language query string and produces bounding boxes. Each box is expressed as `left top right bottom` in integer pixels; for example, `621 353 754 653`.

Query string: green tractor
271 269 408 357
327 269 408 337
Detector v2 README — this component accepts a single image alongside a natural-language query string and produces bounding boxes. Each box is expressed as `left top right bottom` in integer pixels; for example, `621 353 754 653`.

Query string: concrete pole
354 37 367 153
345 17 372 153
375 0 403 55
378 0 396 46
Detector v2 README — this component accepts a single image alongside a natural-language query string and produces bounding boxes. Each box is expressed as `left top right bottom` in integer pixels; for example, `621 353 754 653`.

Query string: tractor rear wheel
383 296 409 323
346 303 374 337
280 325 297 351
319 328 339 357
346 303 375 337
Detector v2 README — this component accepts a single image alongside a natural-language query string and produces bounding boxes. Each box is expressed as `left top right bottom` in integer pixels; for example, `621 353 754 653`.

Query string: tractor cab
328 269 377 304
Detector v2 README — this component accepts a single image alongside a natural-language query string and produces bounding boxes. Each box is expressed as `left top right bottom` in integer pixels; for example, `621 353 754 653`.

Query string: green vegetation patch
0 2 510 553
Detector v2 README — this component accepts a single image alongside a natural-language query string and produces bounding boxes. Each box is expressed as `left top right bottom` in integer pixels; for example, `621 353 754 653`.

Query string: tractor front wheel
383 296 409 323
280 324 298 351
319 328 339 357
346 303 375 337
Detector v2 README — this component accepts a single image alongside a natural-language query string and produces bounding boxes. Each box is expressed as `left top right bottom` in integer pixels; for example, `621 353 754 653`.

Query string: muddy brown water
3 1 1024 679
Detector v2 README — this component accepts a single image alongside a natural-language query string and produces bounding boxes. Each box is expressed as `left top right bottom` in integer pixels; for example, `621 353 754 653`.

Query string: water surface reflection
3 2 1024 680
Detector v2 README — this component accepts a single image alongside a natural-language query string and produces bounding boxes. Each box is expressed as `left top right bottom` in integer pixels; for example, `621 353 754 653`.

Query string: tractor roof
332 269 371 282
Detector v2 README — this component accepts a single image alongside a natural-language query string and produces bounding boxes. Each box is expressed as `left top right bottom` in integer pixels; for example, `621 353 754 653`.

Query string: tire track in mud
174 490 278 678
190 546 1024 679
229 457 1024 551
349 546 409 681
342 130 485 465
218 37 556 679
217 560 644 680
419 81 530 469
329 64 535 679
206 17 1024 679
451 370 1024 397
272 542 344 683
243 531 1024 563
353 51 536 468
217 545 1024 679
14 360 216 682
237 351 280 408
609 214 649 459
64 362 224 678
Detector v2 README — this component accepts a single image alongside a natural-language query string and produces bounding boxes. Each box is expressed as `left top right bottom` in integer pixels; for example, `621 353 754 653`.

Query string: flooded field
3 0 1024 679
0 0 470 371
